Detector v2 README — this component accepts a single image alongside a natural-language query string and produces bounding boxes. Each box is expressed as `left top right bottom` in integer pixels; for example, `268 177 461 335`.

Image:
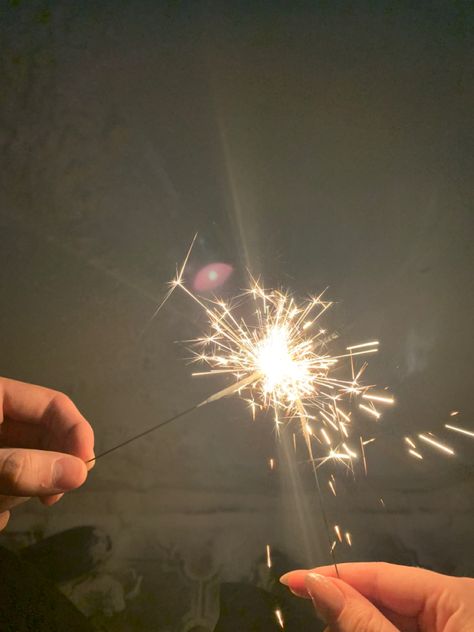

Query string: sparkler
93 262 394 465
90 238 399 570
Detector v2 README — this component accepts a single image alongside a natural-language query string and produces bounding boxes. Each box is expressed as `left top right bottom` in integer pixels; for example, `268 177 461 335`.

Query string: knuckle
51 391 73 413
0 451 26 490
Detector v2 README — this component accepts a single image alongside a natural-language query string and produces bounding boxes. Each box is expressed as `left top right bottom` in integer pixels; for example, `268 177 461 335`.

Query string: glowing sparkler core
256 325 311 402
192 284 345 425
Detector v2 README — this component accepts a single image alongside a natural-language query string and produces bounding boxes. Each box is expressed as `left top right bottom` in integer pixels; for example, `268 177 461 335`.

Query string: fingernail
52 457 86 490
305 573 345 623
280 571 299 586
280 571 311 598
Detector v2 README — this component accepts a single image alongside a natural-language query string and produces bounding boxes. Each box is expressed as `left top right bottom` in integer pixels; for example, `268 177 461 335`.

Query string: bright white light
256 326 309 401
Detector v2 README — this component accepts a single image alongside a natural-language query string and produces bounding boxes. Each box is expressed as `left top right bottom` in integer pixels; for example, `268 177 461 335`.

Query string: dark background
0 2 473 630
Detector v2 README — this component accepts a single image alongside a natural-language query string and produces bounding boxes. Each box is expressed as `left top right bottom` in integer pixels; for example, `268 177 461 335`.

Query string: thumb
305 572 397 632
0 448 87 497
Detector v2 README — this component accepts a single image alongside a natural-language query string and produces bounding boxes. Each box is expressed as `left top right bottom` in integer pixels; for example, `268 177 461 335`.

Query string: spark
342 443 358 458
445 424 474 438
409 449 423 460
275 608 285 629
266 544 272 568
360 436 368 475
346 341 379 350
329 480 337 496
321 428 332 445
359 404 381 419
140 233 197 335
362 393 395 405
327 450 352 461
418 434 455 456
334 524 343 542
269 458 275 470
345 532 352 546
339 422 349 438
404 437 416 449
336 407 351 423
449 410 460 416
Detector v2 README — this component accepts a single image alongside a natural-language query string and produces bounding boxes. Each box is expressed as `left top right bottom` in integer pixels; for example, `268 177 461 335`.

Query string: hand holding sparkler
0 377 95 530
280 562 474 631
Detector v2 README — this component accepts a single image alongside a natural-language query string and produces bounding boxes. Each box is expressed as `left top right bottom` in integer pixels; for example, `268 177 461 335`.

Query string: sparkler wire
88 402 201 463
88 373 259 462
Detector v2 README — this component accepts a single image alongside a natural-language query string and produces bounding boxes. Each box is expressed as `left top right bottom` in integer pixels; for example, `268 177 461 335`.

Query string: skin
280 562 474 632
0 376 94 530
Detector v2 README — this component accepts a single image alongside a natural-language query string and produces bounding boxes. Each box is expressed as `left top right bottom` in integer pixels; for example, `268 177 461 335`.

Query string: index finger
1 377 59 423
0 377 94 462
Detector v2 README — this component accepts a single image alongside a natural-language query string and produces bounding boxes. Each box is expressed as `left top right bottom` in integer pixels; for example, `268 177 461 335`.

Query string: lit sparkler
176 273 393 465
90 240 396 568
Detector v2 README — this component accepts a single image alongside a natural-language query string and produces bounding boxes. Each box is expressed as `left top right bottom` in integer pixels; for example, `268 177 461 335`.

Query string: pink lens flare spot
193 263 233 292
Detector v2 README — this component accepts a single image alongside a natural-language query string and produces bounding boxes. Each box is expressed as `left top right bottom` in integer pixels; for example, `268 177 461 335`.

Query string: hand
280 562 474 631
0 376 95 530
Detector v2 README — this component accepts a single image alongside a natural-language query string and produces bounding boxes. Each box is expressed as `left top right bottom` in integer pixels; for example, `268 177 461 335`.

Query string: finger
0 495 30 512
0 511 10 531
281 562 445 617
0 448 87 496
0 377 94 461
40 393 95 461
39 493 64 506
305 572 398 632
0 419 43 449
1 377 59 422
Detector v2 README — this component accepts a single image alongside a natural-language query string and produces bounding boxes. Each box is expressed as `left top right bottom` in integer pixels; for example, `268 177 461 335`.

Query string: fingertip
52 455 88 491
280 570 312 597
86 454 96 471
280 570 306 584
39 493 64 506
0 511 10 531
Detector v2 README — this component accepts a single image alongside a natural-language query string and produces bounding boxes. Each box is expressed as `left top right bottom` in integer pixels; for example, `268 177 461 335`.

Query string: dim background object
0 1 473 630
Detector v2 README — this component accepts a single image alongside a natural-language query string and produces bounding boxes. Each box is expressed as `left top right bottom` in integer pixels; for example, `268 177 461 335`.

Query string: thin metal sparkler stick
88 372 261 463
87 403 200 463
